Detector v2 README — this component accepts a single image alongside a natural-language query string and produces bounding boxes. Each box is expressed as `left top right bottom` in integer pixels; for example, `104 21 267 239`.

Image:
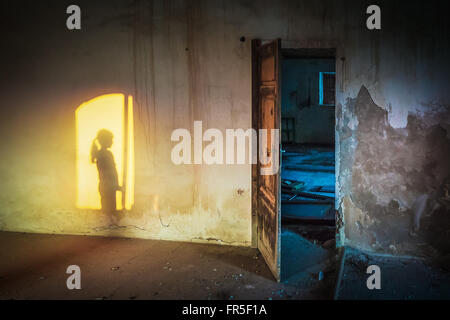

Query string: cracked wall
339 87 450 256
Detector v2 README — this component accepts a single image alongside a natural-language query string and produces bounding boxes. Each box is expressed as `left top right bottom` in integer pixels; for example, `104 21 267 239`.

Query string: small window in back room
319 72 335 106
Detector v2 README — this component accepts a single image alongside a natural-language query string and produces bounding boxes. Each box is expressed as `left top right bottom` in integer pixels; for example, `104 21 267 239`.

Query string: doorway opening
280 49 336 282
252 40 336 283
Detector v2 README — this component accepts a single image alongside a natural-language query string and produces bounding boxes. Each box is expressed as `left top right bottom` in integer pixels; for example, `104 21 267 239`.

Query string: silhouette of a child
90 129 121 213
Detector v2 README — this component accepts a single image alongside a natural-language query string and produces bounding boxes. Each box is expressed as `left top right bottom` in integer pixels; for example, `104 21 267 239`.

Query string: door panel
253 39 281 281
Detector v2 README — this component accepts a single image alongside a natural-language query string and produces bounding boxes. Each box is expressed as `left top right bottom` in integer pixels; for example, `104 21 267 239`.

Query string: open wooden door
252 39 282 281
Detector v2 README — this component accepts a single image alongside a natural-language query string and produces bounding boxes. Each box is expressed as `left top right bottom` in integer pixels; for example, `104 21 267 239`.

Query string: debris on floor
281 144 335 223
280 144 337 297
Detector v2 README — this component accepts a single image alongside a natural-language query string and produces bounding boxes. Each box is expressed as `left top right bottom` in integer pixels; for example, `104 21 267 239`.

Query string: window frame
319 71 336 106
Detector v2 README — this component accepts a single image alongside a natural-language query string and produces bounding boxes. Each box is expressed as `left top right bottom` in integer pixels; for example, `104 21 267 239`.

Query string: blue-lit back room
0 0 450 303
280 50 337 282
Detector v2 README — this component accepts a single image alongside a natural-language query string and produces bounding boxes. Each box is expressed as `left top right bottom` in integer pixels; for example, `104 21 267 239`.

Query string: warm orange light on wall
125 95 134 210
75 94 134 210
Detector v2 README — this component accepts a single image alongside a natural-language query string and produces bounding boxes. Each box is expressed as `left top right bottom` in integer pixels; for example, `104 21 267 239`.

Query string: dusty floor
0 231 336 300
337 247 450 300
2 231 450 300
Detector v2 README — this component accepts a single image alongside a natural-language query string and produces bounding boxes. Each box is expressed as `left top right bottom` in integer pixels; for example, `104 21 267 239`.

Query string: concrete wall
0 0 449 257
281 58 335 144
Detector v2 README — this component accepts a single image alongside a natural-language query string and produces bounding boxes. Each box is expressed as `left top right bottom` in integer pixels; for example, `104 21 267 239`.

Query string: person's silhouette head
97 129 114 149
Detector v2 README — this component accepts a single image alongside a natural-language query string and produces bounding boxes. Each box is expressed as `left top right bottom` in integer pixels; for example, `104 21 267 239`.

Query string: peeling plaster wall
0 0 449 255
333 0 450 256
340 87 450 256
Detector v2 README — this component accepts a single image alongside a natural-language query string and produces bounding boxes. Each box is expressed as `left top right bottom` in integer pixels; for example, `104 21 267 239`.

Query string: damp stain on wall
338 86 450 257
